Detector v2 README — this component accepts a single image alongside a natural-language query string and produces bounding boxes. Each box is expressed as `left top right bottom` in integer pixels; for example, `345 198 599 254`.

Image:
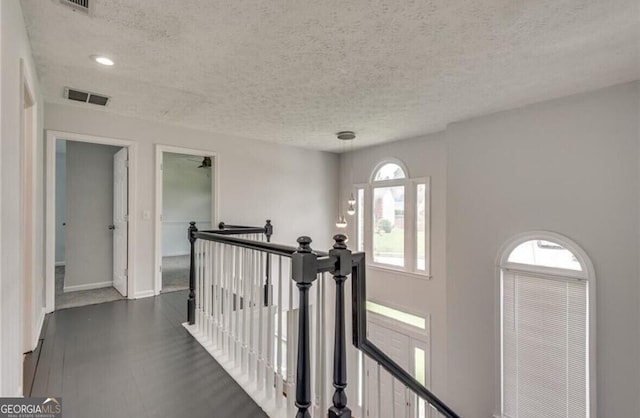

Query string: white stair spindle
276 256 284 408
249 249 256 380
265 253 275 400
377 363 382 418
242 247 249 374
204 241 211 343
257 251 265 391
286 275 296 418
231 246 238 364
196 240 203 333
392 378 397 418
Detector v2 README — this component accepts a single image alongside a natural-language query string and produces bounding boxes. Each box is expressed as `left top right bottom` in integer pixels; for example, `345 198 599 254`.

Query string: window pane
508 240 582 271
414 348 427 418
357 188 365 252
373 186 404 267
416 183 426 271
366 301 425 329
374 163 406 181
502 272 588 417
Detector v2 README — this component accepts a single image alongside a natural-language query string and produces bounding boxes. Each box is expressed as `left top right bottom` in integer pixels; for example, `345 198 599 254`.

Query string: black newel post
187 221 198 325
291 236 318 418
329 234 353 418
264 220 273 306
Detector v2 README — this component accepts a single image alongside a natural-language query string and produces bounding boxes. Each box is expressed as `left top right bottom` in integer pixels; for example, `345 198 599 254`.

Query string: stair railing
186 221 460 418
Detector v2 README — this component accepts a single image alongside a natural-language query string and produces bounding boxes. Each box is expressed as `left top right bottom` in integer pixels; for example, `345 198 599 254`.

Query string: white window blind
502 271 588 418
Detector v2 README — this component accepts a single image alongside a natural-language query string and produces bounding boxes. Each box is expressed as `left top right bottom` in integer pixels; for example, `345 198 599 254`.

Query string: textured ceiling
21 0 640 151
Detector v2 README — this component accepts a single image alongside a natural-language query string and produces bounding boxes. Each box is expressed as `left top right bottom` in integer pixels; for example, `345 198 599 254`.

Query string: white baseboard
162 252 190 258
55 261 65 267
134 290 155 299
63 281 112 293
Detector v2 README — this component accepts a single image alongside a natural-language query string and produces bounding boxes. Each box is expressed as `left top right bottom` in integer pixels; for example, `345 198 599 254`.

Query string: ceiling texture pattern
21 0 640 151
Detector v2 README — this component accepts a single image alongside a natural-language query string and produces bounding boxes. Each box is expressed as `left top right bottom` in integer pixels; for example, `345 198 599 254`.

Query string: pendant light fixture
336 131 356 227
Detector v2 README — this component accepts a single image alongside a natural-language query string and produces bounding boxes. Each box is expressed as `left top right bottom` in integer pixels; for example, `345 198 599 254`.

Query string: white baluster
230 246 237 364
249 249 256 380
196 240 203 333
404 386 410 418
315 273 326 416
377 363 382 418
210 242 217 346
392 378 397 418
286 272 295 418
362 353 368 418
276 256 284 408
204 241 211 343
236 246 243 367
257 251 265 391
214 242 222 348
224 245 232 356
265 253 275 400
242 247 250 374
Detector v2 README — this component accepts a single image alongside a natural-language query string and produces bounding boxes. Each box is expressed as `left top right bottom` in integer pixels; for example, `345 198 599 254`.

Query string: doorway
46 131 138 313
154 145 216 295
364 306 431 418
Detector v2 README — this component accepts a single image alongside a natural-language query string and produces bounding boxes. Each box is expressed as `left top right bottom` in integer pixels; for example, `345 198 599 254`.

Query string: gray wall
64 141 122 291
0 0 45 396
339 81 640 418
44 103 339 296
55 141 66 264
446 82 639 418
162 152 212 257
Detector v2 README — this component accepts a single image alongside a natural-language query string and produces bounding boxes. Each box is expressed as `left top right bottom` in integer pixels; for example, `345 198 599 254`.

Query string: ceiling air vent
59 0 91 15
64 87 111 107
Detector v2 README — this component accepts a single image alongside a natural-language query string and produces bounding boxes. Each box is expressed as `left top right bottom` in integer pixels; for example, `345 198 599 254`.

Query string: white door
367 322 411 418
113 148 128 296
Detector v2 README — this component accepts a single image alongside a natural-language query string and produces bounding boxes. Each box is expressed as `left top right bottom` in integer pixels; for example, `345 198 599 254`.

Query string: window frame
495 231 596 418
356 159 431 277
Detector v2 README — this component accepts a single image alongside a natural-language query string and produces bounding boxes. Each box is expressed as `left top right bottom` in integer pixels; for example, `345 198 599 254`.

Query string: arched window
355 159 430 275
498 232 595 418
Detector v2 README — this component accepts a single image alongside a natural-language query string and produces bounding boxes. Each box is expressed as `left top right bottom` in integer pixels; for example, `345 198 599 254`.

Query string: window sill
367 264 432 280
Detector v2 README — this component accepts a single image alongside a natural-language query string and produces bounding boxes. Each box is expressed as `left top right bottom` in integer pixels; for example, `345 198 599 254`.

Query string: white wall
55 141 66 264
64 141 121 291
339 81 640 417
0 0 44 396
446 81 640 418
162 152 212 257
44 103 339 297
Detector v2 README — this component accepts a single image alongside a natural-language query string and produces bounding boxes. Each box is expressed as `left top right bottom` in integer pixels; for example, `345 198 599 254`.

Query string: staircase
183 221 460 418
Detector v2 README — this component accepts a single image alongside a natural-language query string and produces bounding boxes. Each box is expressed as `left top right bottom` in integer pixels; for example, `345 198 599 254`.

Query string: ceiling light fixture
336 131 357 228
92 55 114 66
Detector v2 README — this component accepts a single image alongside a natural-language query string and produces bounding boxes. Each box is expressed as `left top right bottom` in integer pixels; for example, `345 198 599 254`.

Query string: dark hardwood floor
27 290 269 418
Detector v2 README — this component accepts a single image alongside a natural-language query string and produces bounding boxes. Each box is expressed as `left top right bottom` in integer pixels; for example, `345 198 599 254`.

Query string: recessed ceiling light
92 55 114 66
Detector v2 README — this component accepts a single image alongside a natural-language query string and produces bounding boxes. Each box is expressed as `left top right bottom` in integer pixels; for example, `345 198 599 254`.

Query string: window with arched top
498 232 595 418
354 159 430 276
373 162 406 181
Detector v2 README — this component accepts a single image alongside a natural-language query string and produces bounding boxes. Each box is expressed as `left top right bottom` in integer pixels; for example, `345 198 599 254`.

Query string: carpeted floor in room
161 255 190 293
55 266 124 310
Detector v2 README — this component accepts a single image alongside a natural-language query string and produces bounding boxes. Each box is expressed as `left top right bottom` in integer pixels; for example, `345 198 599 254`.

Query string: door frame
154 145 218 295
365 309 432 418
21 61 39 353
45 130 138 312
